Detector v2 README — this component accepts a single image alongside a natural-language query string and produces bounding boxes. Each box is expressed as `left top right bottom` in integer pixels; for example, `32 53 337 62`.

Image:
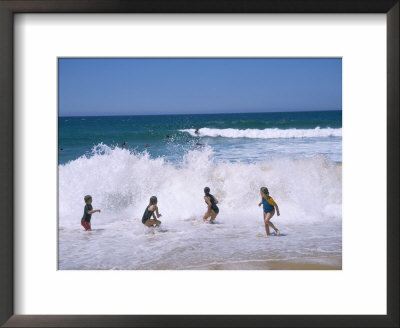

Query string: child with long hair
142 196 162 227
203 187 219 224
258 187 280 236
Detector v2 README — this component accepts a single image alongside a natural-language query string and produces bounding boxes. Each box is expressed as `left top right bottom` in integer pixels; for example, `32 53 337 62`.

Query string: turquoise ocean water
59 110 342 164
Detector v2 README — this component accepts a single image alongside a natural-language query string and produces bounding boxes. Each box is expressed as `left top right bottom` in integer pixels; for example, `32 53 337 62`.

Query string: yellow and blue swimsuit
262 197 277 213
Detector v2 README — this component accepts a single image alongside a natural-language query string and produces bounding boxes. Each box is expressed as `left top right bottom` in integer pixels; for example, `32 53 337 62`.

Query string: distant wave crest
180 127 342 139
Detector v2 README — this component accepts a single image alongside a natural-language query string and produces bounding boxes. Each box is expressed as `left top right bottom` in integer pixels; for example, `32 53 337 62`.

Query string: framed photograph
0 0 398 327
58 57 342 271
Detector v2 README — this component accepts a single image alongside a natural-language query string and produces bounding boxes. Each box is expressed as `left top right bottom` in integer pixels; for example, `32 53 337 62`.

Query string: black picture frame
0 0 398 327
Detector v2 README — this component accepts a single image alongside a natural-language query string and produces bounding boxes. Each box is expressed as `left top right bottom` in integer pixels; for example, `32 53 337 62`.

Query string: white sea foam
180 127 342 139
58 145 342 269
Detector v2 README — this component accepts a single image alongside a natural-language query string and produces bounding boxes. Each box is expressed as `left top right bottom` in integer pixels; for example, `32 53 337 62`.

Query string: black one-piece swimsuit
142 206 154 224
205 195 219 214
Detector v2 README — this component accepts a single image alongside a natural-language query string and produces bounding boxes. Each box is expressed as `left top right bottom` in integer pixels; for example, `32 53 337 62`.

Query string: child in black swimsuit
142 196 162 227
203 187 219 224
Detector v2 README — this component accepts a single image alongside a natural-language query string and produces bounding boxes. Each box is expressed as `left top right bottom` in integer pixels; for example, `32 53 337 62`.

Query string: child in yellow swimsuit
258 187 280 236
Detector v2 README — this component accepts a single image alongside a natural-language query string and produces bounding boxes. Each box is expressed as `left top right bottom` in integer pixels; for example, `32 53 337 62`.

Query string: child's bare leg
264 211 277 235
265 210 279 235
267 221 279 234
145 219 160 227
263 212 271 235
264 222 271 235
209 211 218 224
203 211 211 222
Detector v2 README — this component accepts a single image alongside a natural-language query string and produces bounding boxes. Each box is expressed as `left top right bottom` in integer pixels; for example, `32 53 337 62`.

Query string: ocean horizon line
59 109 342 118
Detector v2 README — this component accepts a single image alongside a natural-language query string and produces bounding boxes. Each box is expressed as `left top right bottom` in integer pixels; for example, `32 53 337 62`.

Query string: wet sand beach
194 256 342 270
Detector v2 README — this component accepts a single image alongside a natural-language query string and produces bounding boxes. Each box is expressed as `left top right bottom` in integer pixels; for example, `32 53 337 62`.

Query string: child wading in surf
258 187 280 236
203 187 219 224
81 195 101 231
142 196 162 227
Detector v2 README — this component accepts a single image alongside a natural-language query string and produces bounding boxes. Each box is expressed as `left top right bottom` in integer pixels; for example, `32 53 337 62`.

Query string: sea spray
58 145 342 269
59 145 341 228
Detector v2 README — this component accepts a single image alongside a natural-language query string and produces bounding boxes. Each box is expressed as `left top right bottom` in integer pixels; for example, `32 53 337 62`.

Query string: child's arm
204 196 212 210
213 197 219 204
155 206 162 218
258 199 262 207
274 203 280 216
268 197 280 216
150 205 161 218
88 209 101 214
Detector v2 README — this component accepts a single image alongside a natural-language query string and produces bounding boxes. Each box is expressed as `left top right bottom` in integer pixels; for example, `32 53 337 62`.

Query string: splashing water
59 145 341 270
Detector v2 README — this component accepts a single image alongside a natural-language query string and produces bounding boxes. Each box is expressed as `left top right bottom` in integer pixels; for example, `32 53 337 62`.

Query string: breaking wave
180 127 342 139
58 144 342 228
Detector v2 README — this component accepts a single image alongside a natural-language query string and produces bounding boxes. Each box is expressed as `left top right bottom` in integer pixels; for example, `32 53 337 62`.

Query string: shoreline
191 256 342 270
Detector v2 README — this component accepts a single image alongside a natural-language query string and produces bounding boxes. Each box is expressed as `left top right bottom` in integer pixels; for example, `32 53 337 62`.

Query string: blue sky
59 58 341 116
